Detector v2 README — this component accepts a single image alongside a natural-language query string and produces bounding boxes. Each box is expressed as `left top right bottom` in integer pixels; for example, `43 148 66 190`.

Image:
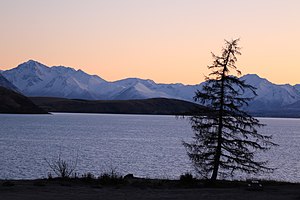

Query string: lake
0 113 299 182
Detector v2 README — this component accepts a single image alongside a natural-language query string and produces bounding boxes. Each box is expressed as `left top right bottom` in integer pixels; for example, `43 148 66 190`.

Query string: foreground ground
1 179 300 200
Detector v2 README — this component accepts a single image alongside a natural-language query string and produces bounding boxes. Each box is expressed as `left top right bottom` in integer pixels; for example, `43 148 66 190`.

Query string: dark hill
30 97 204 115
0 73 20 92
0 86 48 114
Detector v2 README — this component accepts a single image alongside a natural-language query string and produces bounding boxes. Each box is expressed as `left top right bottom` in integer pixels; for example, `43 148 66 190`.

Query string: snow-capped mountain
111 78 200 100
2 60 107 99
241 74 300 110
0 73 20 92
1 60 300 114
2 60 200 101
112 81 173 100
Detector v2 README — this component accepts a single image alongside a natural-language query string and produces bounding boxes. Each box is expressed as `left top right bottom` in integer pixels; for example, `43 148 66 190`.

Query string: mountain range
1 60 300 116
1 60 200 101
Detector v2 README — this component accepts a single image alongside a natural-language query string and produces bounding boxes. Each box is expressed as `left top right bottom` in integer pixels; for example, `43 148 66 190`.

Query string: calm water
0 113 299 182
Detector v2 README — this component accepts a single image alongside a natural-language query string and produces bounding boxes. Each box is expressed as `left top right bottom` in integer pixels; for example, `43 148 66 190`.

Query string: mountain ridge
1 60 300 116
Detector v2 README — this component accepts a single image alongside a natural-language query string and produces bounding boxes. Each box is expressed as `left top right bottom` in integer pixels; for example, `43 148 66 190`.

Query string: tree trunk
211 63 227 181
210 93 224 181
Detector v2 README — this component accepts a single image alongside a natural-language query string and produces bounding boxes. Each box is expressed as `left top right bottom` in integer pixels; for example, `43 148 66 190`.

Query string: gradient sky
0 0 299 84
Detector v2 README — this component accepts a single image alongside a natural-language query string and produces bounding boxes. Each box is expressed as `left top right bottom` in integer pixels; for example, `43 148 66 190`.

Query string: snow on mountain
155 83 201 101
241 74 300 110
113 78 156 88
111 78 201 101
284 100 300 110
2 60 202 101
2 60 107 99
295 84 300 93
2 60 300 113
0 73 20 92
112 82 173 100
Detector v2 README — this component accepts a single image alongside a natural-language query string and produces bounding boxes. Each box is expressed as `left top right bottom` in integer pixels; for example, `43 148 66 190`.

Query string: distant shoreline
50 112 300 119
28 96 300 118
1 111 300 119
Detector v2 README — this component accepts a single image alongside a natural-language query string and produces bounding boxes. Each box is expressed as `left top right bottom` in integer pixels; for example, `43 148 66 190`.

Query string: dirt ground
1 180 300 200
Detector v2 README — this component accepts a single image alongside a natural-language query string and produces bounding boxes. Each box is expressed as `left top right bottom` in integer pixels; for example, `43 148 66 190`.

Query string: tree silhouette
183 39 277 181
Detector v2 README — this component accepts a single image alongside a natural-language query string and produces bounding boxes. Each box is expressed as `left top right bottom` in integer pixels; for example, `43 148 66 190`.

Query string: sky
0 0 299 85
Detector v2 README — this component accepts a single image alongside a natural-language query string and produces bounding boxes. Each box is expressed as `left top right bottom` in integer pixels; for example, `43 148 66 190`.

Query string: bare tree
45 152 78 178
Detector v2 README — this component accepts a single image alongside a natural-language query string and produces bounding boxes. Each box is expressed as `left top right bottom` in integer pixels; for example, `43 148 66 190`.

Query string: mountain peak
114 78 156 88
24 59 45 66
241 73 262 80
241 74 270 85
27 59 39 63
17 60 49 71
52 65 76 73
2 60 108 99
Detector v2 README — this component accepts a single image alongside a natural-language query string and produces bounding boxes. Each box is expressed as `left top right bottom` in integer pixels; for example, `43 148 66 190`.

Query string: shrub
179 173 197 187
180 173 193 180
82 172 95 181
98 168 125 185
45 153 77 179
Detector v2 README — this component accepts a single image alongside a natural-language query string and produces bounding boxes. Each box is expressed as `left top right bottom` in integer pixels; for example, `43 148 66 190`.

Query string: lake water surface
0 113 299 182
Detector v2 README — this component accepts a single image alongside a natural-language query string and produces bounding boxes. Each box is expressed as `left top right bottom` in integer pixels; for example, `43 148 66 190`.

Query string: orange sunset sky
0 0 299 85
